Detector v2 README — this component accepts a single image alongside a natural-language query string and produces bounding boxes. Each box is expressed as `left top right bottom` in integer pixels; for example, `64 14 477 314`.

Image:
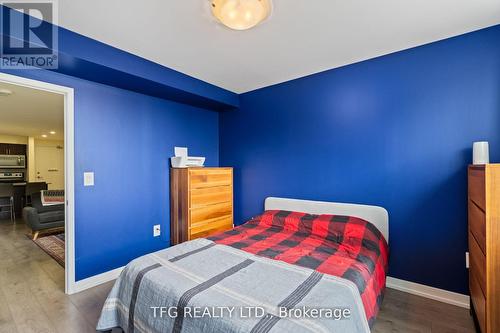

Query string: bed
97 197 389 333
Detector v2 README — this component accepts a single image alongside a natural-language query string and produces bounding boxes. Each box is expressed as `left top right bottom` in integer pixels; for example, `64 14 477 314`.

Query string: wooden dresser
170 167 233 245
468 164 500 333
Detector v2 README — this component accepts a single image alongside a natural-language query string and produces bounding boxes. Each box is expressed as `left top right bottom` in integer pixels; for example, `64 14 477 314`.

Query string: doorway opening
0 72 75 294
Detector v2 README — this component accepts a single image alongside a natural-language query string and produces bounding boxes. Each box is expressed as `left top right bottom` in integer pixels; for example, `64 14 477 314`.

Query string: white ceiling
0 82 64 140
59 0 500 93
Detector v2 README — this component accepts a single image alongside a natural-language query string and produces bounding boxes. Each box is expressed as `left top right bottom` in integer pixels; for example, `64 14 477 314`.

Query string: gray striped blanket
97 238 370 333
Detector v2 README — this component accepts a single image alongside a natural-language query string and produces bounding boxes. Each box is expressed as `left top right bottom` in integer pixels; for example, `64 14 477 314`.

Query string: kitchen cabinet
0 143 8 155
0 143 27 155
9 144 27 155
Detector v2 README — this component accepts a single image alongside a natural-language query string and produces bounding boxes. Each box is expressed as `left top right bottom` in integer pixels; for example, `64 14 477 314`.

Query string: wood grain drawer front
190 216 233 239
190 186 232 208
469 200 486 254
189 168 232 189
470 232 486 296
190 224 233 241
470 270 487 333
190 202 232 225
469 167 485 211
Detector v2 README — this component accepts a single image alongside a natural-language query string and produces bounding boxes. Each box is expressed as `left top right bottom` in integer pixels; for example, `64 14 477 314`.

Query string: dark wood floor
373 289 476 333
0 219 476 333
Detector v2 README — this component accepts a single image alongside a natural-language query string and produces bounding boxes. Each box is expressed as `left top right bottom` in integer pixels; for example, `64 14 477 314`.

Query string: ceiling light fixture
211 0 272 31
50 131 56 135
0 89 13 97
41 134 47 138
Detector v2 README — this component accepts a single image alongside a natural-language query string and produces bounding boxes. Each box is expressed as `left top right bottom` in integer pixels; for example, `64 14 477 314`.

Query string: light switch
84 172 94 186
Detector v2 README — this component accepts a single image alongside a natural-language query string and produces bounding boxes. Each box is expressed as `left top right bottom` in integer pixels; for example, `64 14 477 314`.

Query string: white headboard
264 197 389 242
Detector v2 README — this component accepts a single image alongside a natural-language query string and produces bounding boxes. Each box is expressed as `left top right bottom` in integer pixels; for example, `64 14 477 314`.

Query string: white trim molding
57 257 472 308
386 276 470 309
0 72 76 295
69 268 471 307
72 266 124 294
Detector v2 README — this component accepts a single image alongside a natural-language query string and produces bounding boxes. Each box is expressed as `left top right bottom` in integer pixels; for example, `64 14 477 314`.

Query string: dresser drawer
190 216 233 240
469 200 486 254
468 167 485 211
171 167 233 246
469 232 486 296
189 168 232 189
190 186 232 208
190 201 232 224
470 269 486 333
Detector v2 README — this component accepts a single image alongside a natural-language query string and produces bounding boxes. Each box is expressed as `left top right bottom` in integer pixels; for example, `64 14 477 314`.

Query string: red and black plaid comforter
208 210 389 327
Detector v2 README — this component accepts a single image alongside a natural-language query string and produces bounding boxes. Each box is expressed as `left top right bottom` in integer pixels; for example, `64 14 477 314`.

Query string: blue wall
220 25 500 294
1 68 219 280
0 4 239 111
3 18 500 293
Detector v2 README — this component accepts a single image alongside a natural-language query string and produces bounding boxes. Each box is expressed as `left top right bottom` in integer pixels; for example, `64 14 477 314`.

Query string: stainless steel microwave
0 154 26 168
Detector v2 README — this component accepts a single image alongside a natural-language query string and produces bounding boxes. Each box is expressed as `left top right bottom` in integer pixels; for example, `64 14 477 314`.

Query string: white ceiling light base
212 0 272 31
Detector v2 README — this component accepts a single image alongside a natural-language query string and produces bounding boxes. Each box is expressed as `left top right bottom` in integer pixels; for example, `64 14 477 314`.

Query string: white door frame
0 72 76 294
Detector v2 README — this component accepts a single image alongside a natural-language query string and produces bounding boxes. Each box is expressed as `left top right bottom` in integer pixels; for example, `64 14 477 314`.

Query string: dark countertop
0 181 27 186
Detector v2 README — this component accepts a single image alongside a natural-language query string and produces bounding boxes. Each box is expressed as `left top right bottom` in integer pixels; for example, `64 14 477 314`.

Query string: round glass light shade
212 0 272 31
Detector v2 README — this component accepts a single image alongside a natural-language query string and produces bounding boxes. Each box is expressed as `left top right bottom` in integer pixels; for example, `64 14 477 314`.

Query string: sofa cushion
31 192 64 213
39 210 65 224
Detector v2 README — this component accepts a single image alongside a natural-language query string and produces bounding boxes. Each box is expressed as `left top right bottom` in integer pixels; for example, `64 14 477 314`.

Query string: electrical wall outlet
153 224 161 237
466 252 469 268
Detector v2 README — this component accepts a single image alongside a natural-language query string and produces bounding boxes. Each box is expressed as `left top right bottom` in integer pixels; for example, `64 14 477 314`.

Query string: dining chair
0 184 15 222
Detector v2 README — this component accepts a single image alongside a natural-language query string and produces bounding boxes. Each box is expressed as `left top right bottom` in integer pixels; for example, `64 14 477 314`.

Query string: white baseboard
67 268 470 310
68 266 124 294
386 276 470 309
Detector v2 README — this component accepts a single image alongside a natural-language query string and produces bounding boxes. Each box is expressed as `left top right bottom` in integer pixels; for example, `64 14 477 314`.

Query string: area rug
32 233 65 267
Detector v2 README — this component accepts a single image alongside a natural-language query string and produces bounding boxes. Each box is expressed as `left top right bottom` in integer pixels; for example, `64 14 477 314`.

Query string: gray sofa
23 192 64 239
